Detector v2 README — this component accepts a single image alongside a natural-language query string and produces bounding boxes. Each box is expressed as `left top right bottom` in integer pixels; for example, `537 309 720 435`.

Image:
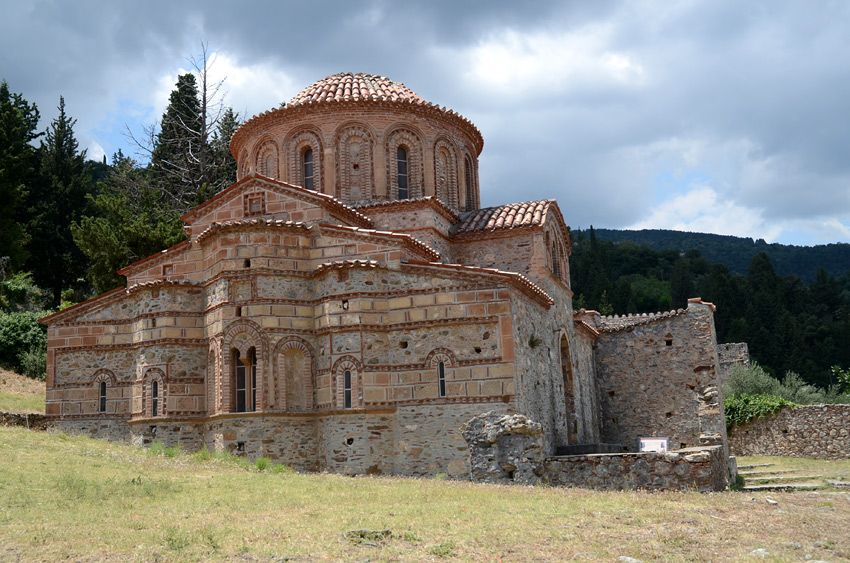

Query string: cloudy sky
2 0 849 246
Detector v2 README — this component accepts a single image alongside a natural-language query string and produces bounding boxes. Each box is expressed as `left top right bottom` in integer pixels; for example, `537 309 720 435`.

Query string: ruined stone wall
729 404 850 460
594 302 726 452
718 342 750 385
543 446 728 492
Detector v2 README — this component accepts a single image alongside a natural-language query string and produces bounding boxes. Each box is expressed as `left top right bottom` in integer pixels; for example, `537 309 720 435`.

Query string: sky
2 0 849 246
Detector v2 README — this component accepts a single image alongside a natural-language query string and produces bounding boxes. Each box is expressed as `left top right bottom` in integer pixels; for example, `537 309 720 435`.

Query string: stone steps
741 481 823 492
738 468 797 477
745 474 823 483
737 463 775 470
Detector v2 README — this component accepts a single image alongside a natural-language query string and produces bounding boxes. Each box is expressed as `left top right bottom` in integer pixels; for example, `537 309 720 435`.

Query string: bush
0 311 48 376
724 394 795 430
18 347 47 380
724 362 848 405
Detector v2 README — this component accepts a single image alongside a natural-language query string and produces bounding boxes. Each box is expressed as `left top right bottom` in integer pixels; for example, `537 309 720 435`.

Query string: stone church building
41 73 727 479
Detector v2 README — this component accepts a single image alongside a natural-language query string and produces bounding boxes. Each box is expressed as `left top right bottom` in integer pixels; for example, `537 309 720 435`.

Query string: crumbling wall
461 411 545 484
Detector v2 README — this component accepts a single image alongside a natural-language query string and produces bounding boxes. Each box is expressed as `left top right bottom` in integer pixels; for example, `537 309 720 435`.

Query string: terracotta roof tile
595 309 688 333
289 73 425 106
453 200 554 234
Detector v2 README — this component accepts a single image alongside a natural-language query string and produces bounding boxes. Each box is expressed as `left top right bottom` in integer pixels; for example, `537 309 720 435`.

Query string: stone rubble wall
543 446 728 492
592 301 726 452
0 411 51 431
728 404 850 460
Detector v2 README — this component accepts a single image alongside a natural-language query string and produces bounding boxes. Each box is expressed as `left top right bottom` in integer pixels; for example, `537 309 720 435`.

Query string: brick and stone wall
729 404 850 460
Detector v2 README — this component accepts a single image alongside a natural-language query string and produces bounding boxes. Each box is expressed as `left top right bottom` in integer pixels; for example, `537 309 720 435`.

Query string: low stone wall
543 446 728 492
728 404 850 460
0 411 51 431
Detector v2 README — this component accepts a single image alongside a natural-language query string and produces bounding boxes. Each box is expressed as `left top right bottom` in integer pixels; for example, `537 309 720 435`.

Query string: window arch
332 356 362 409
255 140 279 178
463 154 477 211
335 125 374 201
386 129 423 201
274 337 315 412
288 129 323 192
223 319 268 413
142 368 165 418
93 369 115 414
433 139 458 208
233 347 257 413
426 348 457 398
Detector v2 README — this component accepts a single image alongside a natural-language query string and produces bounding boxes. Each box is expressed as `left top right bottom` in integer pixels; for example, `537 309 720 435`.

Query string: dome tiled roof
289 73 425 106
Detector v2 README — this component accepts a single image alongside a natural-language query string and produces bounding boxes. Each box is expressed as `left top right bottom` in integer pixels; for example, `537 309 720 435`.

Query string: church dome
288 73 425 106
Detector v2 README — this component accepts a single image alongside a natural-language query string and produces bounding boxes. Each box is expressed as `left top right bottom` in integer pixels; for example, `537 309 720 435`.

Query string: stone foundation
543 446 728 492
729 404 850 460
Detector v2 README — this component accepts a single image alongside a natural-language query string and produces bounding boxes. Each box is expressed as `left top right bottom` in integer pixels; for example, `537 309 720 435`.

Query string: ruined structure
41 73 729 486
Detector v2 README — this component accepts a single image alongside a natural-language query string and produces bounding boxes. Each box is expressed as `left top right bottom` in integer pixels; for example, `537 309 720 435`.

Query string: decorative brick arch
93 368 116 386
142 367 166 418
223 319 269 412
425 348 458 368
433 138 458 208
462 150 478 211
93 369 116 414
331 355 363 409
334 123 375 202
547 226 568 282
386 127 424 200
273 337 315 412
254 139 280 179
286 128 323 192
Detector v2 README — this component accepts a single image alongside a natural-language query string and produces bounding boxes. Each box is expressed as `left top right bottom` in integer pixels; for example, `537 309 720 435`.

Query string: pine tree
25 97 92 307
0 80 41 269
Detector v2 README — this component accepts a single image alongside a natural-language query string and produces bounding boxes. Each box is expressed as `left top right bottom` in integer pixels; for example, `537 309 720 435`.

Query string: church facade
41 73 726 478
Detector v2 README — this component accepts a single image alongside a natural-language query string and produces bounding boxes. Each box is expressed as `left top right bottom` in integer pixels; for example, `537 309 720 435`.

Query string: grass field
0 426 849 562
0 367 45 414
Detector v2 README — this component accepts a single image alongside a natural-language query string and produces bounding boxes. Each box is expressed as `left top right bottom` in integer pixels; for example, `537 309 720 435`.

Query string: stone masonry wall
543 446 728 492
718 342 750 386
729 404 850 460
593 301 726 452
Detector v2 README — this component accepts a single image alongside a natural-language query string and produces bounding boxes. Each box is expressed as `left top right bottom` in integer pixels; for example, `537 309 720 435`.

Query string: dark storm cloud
1 0 848 243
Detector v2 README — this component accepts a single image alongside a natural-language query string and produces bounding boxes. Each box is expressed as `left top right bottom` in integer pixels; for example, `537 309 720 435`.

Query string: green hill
580 228 850 281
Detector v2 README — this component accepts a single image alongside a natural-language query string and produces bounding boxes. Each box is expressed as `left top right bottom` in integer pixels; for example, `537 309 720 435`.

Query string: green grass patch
0 390 44 413
2 427 850 562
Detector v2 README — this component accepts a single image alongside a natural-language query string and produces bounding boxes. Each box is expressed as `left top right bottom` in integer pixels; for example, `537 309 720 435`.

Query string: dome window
397 146 409 200
302 148 314 191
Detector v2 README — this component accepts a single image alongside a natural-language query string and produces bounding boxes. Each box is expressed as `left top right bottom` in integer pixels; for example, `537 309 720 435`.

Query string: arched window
99 381 107 413
397 146 409 200
343 369 353 408
152 380 160 417
551 245 562 280
302 148 314 191
438 361 447 398
463 156 476 211
234 348 257 413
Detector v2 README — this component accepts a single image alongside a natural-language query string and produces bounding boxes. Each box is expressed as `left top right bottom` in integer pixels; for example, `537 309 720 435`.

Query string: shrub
255 457 271 471
0 311 48 375
724 362 781 398
18 347 47 380
724 394 794 430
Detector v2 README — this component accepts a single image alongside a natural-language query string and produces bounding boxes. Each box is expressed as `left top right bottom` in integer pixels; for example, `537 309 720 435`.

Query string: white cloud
458 26 648 98
85 140 106 163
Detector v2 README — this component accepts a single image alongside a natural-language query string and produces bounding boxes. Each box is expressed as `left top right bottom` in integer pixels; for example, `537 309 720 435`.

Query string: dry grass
0 366 44 413
1 426 849 562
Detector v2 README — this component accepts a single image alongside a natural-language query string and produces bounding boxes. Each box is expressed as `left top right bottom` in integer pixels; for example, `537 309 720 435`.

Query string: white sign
639 437 669 452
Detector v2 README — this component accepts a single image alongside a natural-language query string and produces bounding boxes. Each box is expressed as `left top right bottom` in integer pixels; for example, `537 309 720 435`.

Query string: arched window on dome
397 146 409 200
302 148 314 191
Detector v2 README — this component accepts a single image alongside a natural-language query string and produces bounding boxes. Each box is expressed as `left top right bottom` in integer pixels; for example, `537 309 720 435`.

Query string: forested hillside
569 228 850 388
581 228 850 281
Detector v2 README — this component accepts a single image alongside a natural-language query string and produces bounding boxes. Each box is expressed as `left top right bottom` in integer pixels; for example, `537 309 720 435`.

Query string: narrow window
343 370 352 408
551 247 561 280
397 147 409 200
152 380 159 417
235 351 247 413
464 157 475 211
302 148 314 191
99 381 107 413
438 361 446 398
250 348 257 412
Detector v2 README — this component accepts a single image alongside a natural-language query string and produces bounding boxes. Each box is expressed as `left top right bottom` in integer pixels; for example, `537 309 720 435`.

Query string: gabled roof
180 173 373 229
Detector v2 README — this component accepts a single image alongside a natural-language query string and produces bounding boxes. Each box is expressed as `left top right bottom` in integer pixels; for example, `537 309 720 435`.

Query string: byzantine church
42 73 726 477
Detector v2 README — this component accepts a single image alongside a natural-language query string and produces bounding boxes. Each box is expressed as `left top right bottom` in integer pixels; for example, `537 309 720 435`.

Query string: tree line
570 227 850 389
0 54 240 377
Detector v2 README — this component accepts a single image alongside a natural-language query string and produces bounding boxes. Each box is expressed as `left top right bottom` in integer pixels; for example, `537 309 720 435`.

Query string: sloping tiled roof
453 200 553 235
289 73 425 106
595 309 688 333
